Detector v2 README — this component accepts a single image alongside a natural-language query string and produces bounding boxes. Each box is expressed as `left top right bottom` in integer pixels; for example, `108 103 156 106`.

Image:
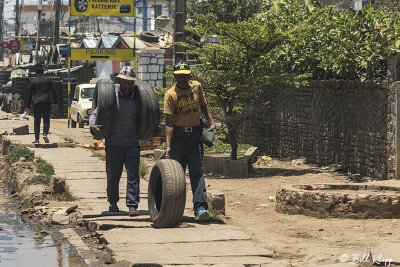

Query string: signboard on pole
9 40 21 51
21 42 34 51
1 42 8 49
71 0 133 16
70 48 133 61
59 45 68 56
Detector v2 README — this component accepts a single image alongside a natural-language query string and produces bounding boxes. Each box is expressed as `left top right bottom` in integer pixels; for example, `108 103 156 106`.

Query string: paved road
1 112 288 266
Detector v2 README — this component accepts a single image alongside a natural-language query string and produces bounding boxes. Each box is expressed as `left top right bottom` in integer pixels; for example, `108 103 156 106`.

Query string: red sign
9 40 20 51
1 42 8 49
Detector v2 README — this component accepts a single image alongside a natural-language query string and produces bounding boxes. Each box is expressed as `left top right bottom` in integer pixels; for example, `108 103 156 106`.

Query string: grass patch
316 208 328 219
93 151 106 161
53 185 78 201
34 157 55 185
6 145 34 164
139 161 149 178
64 137 74 143
157 141 252 157
26 175 50 186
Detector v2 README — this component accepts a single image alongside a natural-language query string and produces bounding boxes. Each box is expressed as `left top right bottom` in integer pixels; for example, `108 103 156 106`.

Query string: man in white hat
89 66 142 217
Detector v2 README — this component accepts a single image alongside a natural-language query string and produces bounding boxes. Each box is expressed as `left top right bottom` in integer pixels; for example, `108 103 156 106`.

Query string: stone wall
238 80 398 179
135 48 165 88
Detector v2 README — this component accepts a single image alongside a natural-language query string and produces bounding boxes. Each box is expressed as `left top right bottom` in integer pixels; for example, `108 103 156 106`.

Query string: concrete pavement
1 113 284 266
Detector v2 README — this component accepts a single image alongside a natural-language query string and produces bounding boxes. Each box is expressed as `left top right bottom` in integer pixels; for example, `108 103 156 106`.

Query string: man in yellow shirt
161 61 215 221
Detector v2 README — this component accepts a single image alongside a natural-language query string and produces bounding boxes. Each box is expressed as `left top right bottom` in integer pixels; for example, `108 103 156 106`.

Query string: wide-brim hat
116 66 137 81
173 69 191 75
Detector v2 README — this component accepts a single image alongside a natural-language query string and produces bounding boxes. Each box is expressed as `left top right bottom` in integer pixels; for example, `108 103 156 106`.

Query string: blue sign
59 45 68 56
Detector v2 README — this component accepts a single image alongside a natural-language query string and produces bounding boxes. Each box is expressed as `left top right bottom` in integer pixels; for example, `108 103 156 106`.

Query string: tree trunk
228 126 238 160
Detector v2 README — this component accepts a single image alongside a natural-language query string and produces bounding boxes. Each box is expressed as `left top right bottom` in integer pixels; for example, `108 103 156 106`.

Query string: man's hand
159 146 171 159
91 125 103 135
207 124 216 132
24 108 30 113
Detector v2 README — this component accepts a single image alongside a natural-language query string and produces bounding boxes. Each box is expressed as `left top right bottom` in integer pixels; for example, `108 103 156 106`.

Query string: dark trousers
105 146 140 208
33 103 51 141
170 129 208 214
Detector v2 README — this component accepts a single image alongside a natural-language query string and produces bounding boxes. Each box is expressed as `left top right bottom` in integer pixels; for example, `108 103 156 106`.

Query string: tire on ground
94 79 115 138
135 81 160 140
139 31 159 43
148 159 186 228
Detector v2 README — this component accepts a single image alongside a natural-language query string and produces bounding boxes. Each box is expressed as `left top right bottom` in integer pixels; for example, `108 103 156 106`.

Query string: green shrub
27 175 50 186
34 157 55 185
6 145 34 164
139 161 149 178
53 185 77 201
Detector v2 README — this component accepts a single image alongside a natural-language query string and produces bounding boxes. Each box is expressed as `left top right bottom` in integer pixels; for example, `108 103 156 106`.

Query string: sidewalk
2 114 285 266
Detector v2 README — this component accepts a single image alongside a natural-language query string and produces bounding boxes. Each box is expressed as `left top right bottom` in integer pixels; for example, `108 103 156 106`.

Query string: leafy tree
186 14 292 159
187 0 263 23
257 0 400 81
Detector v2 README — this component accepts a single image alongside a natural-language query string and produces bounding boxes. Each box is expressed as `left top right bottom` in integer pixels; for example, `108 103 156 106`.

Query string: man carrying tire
89 66 142 217
25 63 58 144
161 61 216 222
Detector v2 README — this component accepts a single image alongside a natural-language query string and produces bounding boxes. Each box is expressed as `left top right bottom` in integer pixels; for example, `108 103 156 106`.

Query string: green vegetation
35 157 55 181
92 151 106 161
139 161 149 178
53 185 77 201
6 145 34 164
27 175 50 186
316 208 328 219
64 137 74 143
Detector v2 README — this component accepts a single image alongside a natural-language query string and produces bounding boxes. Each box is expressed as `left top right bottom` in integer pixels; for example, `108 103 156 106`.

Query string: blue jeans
105 146 140 208
170 128 208 214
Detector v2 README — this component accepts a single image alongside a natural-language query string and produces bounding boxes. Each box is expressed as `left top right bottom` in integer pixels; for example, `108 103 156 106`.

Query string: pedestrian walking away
89 66 142 217
25 63 58 144
161 61 216 222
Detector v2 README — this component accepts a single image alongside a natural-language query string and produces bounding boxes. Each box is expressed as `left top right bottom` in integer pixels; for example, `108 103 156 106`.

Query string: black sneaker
43 135 49 143
32 140 39 145
109 204 119 212
128 207 139 217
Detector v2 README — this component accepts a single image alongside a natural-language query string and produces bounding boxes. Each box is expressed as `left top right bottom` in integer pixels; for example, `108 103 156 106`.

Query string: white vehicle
70 83 95 128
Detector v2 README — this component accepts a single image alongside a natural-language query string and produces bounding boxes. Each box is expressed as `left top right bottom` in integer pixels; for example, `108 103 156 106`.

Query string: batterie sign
71 0 133 17
70 48 133 61
9 40 20 51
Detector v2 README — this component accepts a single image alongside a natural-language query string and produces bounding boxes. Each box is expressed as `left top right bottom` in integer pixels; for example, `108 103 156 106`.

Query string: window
151 5 162 17
137 7 143 14
81 87 95 99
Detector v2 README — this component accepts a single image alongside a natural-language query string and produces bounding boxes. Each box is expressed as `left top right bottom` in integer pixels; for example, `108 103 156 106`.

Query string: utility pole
15 0 20 40
53 0 61 46
174 0 186 64
34 0 43 64
0 0 4 62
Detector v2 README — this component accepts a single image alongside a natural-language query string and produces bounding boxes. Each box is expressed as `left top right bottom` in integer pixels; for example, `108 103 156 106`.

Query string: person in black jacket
25 63 58 144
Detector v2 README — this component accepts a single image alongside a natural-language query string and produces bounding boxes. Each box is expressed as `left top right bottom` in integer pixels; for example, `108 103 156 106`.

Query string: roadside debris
76 140 105 150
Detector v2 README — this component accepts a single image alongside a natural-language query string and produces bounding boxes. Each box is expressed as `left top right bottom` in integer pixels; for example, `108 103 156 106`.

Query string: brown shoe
129 207 139 217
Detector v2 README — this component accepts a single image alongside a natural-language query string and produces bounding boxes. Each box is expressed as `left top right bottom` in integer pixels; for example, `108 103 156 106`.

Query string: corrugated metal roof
101 35 118 48
82 38 98 48
116 36 148 49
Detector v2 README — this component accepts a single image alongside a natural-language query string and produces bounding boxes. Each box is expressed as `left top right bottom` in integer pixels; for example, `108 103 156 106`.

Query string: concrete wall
135 48 165 88
238 80 398 179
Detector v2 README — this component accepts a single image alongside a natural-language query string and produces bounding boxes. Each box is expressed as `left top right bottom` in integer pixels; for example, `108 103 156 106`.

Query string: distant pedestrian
25 63 58 144
89 66 142 217
161 61 216 221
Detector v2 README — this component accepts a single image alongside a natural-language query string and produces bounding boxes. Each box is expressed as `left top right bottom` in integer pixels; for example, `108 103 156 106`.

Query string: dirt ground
40 117 400 266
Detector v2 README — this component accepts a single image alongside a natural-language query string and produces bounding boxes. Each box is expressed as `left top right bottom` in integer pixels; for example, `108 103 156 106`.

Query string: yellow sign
70 48 133 61
71 0 133 17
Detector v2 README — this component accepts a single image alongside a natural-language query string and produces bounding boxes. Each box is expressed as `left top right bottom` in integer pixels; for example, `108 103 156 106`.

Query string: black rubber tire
0 92 3 106
78 114 84 128
135 81 160 140
94 79 115 138
148 159 186 228
71 119 77 128
140 31 159 43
